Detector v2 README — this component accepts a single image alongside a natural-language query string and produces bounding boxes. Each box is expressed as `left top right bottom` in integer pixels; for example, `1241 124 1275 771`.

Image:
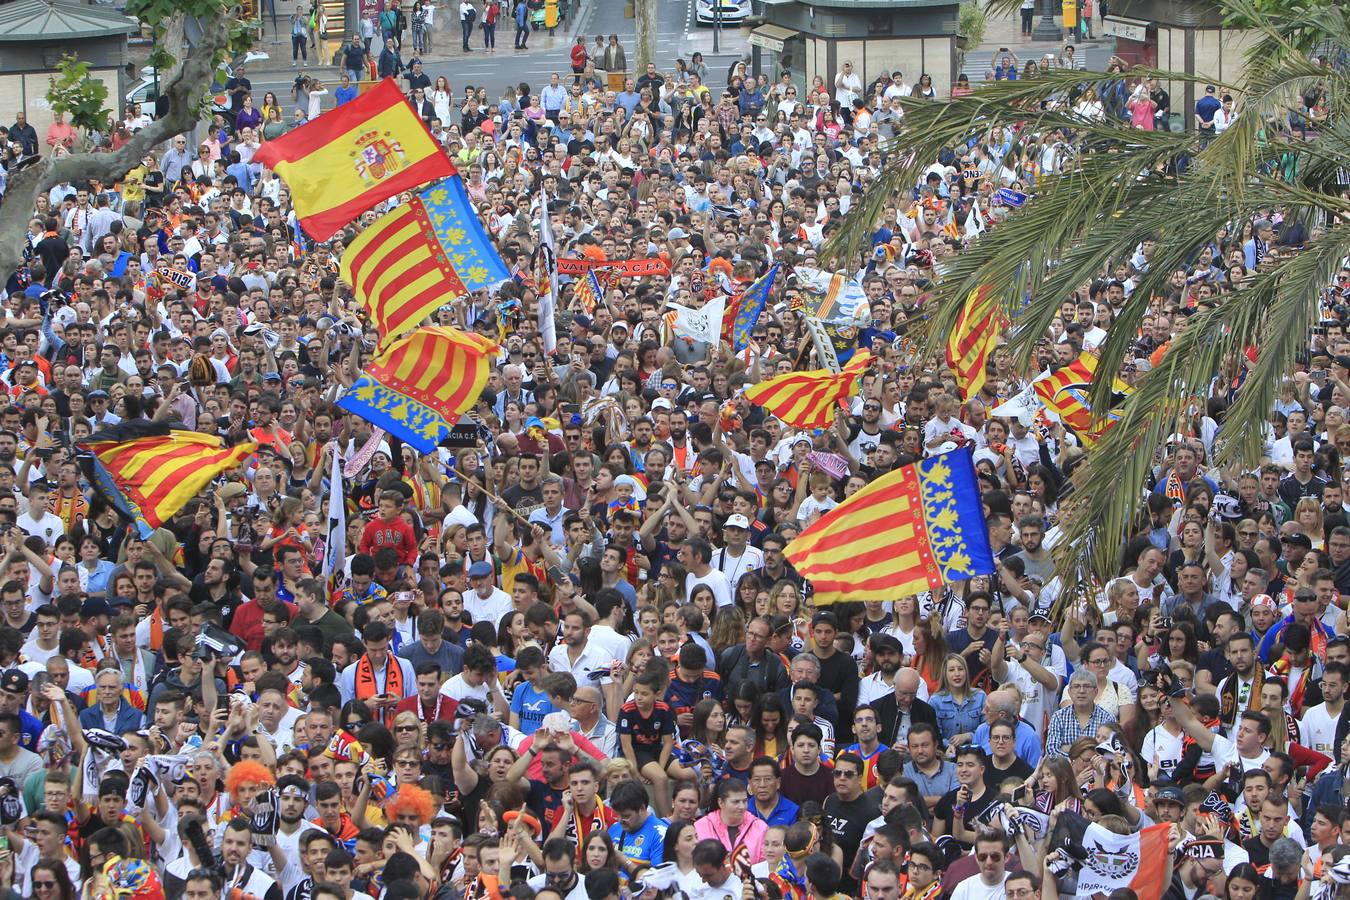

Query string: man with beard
189 557 243 628
263 775 321 888
719 614 790 698
846 396 885 461
946 591 998 688
667 408 697 474
219 817 284 900
1216 632 1264 735
527 837 589 900
859 635 905 705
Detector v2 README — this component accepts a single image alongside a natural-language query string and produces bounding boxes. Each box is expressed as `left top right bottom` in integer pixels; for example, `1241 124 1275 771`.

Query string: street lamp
1032 0 1061 41
713 0 721 53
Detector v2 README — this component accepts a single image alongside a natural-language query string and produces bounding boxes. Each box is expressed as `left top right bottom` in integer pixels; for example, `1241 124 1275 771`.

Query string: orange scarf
354 654 404 725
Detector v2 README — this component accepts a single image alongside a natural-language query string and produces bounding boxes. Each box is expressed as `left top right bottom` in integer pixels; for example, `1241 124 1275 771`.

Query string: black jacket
719 643 790 697
873 694 939 746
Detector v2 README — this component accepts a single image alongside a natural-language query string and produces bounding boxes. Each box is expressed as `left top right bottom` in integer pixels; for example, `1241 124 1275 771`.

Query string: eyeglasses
32 882 57 890
832 769 860 779
396 725 419 732
976 852 1004 862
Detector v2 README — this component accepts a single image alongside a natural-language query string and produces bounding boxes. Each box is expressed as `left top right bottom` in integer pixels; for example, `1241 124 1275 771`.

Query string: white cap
725 514 751 530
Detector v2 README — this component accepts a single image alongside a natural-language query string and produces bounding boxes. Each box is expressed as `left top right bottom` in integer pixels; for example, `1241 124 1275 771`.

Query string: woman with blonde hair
931 652 986 751
1294 496 1326 549
392 710 424 753
912 618 949 694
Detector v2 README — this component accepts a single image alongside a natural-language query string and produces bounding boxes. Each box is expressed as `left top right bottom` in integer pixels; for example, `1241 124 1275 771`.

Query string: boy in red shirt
358 490 418 566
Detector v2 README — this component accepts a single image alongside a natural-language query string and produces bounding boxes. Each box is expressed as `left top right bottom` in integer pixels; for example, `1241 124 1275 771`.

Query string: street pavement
243 0 749 109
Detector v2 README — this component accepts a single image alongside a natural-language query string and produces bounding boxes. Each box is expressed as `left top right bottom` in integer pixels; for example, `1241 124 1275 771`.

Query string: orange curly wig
385 785 436 825
225 760 276 797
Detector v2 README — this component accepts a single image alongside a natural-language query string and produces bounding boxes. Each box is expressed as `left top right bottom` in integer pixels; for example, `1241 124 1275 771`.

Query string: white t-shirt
710 544 764 587
1209 733 1270 773
439 672 492 705
1141 723 1185 781
950 873 1010 900
686 568 733 608
1301 702 1341 758
589 624 633 663
16 510 65 545
1000 656 1054 737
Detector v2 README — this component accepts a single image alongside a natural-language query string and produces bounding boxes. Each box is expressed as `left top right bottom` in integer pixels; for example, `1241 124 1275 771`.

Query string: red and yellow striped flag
340 176 510 343
336 326 498 452
1033 352 1132 447
80 422 257 539
946 285 1002 400
784 448 996 604
743 350 872 429
253 78 455 241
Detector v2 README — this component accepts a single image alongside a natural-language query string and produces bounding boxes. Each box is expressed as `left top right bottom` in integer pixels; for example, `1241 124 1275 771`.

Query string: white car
695 0 751 25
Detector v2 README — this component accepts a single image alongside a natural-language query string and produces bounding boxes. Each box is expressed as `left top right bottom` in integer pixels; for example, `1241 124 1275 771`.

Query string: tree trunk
0 8 238 287
634 0 655 73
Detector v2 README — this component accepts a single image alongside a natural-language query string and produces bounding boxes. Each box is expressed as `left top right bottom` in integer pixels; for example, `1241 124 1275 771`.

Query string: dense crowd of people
0 15 1344 900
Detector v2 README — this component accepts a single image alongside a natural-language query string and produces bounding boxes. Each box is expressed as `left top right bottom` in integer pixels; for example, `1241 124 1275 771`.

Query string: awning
1102 15 1151 42
749 22 797 52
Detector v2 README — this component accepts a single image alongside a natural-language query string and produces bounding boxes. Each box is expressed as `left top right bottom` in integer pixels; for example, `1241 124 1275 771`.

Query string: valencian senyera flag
79 421 257 539
253 78 456 241
744 350 872 430
947 285 1003 401
1033 351 1132 447
731 263 779 351
784 447 995 604
341 175 510 344
336 327 498 453
571 269 602 317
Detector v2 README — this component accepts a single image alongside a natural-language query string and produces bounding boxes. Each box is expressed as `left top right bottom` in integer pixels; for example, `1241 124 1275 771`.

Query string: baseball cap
81 597 113 619
668 226 689 240
1251 593 1277 609
219 482 248 501
0 670 27 694
869 634 903 656
724 514 750 530
1154 783 1184 806
467 560 494 579
108 596 135 610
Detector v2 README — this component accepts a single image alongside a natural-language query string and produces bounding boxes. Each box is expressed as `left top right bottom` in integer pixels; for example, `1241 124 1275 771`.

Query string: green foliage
46 57 110 135
959 2 988 53
125 0 256 70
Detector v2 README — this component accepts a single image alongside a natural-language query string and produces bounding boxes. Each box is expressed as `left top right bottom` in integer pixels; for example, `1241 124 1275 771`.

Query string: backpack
465 4 477 22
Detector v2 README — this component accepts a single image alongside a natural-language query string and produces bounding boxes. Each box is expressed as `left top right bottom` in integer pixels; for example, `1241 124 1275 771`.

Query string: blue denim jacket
930 689 987 744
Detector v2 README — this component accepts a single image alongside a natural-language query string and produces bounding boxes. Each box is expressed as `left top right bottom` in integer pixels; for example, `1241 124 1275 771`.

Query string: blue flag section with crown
915 447 998 584
420 176 512 292
732 263 780 350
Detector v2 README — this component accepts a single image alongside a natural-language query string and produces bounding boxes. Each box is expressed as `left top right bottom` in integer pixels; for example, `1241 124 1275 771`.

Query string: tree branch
0 5 240 286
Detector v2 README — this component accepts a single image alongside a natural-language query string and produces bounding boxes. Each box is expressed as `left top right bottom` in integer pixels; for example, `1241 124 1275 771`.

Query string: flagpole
537 188 558 356
449 465 535 530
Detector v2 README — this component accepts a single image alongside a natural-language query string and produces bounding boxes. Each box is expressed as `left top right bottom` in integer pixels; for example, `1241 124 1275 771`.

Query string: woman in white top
431 75 453 124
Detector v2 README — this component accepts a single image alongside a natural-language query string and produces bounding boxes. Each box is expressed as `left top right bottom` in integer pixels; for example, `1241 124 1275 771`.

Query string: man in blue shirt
970 687 1042 767
608 779 668 866
748 756 801 827
1196 84 1222 137
540 74 568 124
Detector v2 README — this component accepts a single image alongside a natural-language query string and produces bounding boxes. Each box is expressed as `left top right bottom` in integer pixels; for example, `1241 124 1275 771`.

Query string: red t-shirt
358 516 418 565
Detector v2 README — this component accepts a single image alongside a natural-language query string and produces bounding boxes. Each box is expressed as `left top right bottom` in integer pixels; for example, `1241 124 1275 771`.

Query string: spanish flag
253 78 455 241
946 285 1003 400
743 350 871 430
784 447 995 604
336 327 498 453
79 421 257 539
